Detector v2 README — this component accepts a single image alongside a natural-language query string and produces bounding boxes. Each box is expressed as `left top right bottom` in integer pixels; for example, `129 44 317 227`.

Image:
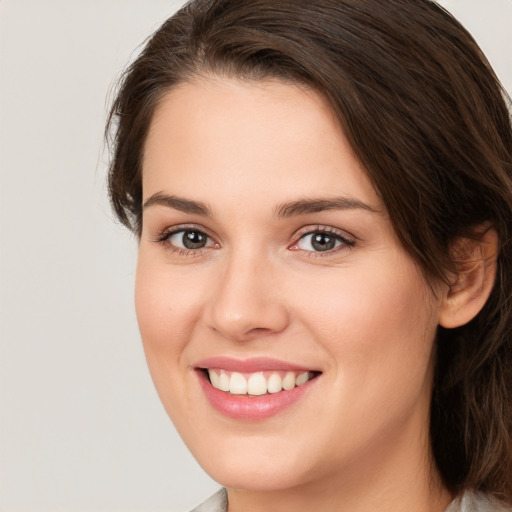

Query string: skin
137 76 453 512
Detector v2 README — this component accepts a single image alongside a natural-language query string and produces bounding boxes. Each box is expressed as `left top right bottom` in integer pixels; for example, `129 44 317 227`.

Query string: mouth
202 368 320 396
194 357 322 420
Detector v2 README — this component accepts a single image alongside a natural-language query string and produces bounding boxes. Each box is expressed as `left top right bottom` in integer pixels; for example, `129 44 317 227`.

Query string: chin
184 433 321 492
202 459 312 492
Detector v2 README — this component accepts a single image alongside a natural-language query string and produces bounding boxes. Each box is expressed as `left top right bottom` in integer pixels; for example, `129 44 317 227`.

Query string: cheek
300 255 435 340
294 254 439 411
134 252 203 366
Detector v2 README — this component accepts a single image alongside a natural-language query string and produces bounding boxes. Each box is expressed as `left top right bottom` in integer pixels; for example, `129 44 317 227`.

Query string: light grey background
0 1 510 511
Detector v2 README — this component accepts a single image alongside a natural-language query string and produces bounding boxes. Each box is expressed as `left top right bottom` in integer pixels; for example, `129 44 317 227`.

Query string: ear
439 225 498 329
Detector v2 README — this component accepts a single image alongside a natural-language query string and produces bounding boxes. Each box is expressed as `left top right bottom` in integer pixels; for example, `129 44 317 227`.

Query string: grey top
445 493 512 512
190 488 512 512
191 489 228 512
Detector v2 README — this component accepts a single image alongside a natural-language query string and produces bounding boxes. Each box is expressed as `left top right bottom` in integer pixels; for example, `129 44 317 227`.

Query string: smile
195 357 321 420
207 369 315 396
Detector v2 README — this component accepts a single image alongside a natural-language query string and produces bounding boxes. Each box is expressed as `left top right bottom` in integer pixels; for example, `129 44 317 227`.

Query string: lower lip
197 371 316 420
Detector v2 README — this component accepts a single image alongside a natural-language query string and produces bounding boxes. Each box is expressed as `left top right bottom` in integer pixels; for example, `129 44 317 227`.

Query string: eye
168 229 213 250
291 228 355 253
159 228 216 251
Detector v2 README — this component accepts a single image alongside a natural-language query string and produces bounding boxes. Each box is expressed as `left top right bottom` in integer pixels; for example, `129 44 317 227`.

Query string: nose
204 250 289 342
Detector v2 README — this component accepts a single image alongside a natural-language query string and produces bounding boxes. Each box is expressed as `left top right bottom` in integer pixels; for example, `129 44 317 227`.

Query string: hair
106 0 512 503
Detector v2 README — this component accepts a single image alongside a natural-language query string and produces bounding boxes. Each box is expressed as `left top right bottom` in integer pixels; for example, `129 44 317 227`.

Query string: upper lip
194 356 319 373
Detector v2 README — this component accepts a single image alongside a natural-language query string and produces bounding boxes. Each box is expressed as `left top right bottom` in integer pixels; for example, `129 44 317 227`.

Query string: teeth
267 372 282 394
296 371 309 386
247 373 267 396
282 372 295 391
218 371 230 392
207 369 315 395
209 369 220 388
230 372 247 395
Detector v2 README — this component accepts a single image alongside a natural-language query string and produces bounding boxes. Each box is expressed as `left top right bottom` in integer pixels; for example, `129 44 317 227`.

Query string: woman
106 0 512 510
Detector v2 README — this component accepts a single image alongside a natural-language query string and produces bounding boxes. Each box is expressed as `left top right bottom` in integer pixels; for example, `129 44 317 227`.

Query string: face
137 77 442 492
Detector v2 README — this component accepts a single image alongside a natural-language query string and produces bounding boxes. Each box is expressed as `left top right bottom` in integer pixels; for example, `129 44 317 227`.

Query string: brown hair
106 0 512 502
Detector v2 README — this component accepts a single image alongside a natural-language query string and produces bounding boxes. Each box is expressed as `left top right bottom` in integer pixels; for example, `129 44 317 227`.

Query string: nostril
247 327 276 336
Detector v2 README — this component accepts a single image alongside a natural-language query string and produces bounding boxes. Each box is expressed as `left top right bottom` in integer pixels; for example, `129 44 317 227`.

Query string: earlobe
439 226 498 329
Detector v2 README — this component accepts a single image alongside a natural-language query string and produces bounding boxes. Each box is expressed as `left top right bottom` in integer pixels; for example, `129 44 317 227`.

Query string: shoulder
445 492 512 512
189 488 228 512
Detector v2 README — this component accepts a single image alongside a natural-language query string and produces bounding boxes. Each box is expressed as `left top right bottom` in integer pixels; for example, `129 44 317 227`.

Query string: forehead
142 76 381 210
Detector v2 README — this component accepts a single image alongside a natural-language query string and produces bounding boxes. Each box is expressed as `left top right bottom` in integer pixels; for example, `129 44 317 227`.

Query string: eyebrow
274 196 379 218
143 192 379 218
143 192 211 216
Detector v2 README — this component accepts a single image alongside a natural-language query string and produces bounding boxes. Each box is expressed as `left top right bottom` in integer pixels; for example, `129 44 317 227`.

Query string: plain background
0 1 510 511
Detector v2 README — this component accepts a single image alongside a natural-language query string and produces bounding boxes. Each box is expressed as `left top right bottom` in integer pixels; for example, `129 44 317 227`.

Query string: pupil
312 233 335 251
182 231 206 249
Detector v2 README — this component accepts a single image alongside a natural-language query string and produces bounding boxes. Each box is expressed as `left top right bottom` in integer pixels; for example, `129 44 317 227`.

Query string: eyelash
290 226 355 257
153 224 355 257
153 224 217 257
